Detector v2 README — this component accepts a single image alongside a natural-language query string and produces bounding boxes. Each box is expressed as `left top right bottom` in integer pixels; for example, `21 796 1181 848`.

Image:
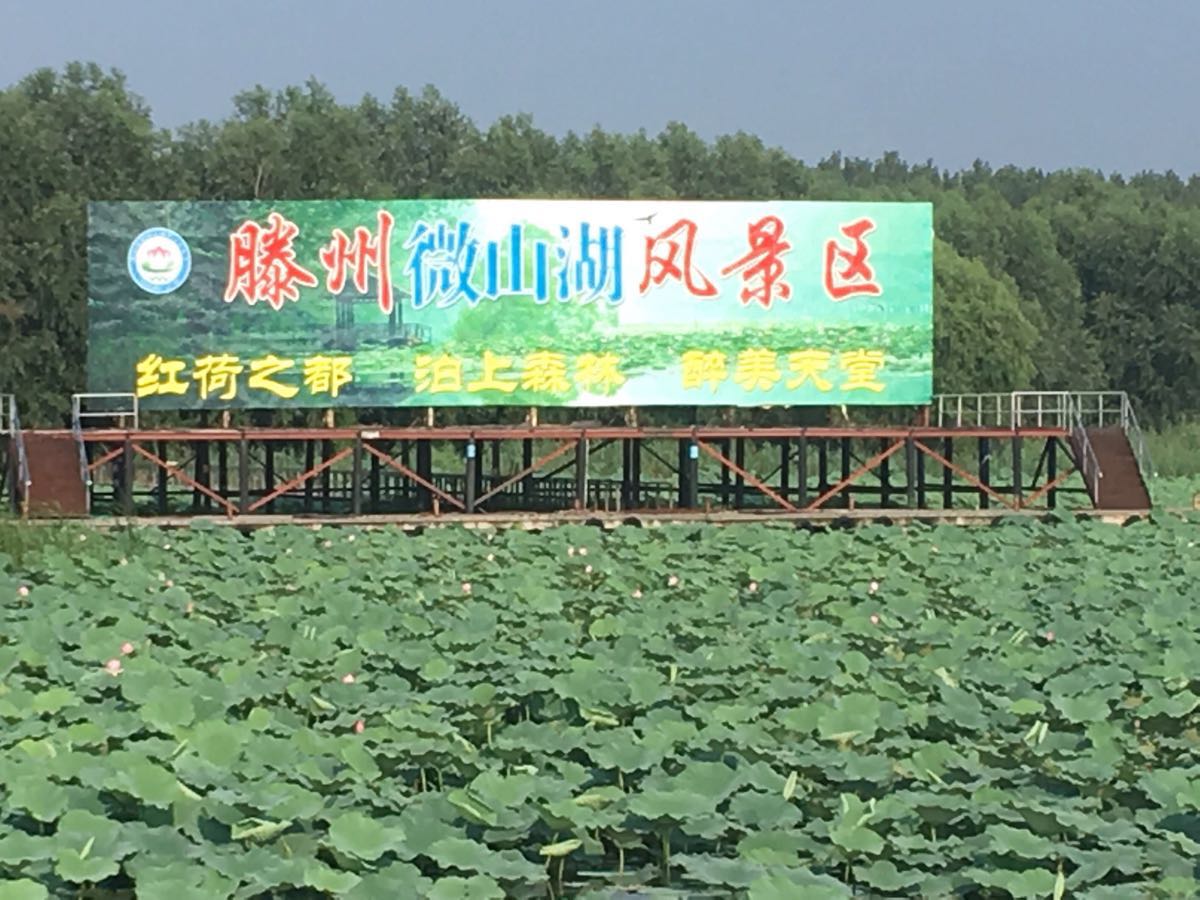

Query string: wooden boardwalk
20 506 1159 531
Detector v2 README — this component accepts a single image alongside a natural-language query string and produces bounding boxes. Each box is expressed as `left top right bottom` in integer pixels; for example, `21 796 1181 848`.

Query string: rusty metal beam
1018 465 1077 509
695 438 798 512
130 443 238 517
246 447 352 514
50 424 1069 444
87 445 124 474
475 440 578 508
806 440 906 511
913 439 1018 511
362 442 466 512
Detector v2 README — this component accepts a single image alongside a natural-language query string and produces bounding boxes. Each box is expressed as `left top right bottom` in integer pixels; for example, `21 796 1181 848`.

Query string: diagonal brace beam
88 445 125 474
806 440 905 510
131 443 238 517
695 439 797 512
913 439 1018 511
1017 465 1076 509
247 446 352 513
362 442 466 511
476 440 577 507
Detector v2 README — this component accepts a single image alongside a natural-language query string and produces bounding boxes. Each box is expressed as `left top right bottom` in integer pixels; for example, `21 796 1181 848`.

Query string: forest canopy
2 62 1199 425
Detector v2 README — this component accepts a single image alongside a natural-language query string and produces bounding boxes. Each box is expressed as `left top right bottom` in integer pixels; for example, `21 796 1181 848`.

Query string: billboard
87 200 933 409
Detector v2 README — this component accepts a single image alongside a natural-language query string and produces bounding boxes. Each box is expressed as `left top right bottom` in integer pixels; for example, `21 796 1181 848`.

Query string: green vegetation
3 519 1200 897
3 64 1200 450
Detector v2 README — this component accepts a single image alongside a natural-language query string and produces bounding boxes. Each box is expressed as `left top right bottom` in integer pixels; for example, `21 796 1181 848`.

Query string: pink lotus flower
486 553 495 562
104 659 122 676
354 719 365 734
578 547 588 557
567 546 576 557
748 581 758 593
869 580 880 594
461 582 472 595
164 579 174 589
632 588 643 599
1044 630 1055 642
341 673 356 684
17 585 29 598
870 614 880 625
185 601 195 615
322 540 333 549
584 564 594 574
667 574 680 587
347 535 356 543
120 642 135 656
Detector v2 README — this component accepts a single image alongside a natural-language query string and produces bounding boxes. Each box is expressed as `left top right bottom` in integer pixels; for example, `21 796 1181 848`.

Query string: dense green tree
932 240 1038 394
2 63 1198 426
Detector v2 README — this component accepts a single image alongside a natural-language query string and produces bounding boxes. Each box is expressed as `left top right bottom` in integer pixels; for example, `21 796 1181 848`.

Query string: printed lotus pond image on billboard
86 199 934 410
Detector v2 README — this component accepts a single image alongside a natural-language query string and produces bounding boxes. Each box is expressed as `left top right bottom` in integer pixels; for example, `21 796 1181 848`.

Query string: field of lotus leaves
2 514 1200 899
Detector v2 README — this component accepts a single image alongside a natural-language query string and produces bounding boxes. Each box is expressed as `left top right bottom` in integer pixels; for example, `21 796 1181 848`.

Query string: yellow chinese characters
134 352 353 401
677 347 887 394
135 354 188 398
575 352 625 395
467 350 518 393
839 349 886 392
681 350 727 392
249 354 299 399
303 355 353 398
521 351 571 394
414 353 463 393
733 348 781 392
414 350 627 397
192 354 244 401
786 349 833 391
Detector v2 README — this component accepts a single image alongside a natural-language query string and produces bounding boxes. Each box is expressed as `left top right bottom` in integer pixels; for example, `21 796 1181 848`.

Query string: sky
3 0 1198 177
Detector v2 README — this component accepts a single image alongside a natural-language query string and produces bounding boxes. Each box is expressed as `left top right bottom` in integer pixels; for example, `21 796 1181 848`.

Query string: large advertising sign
86 199 933 409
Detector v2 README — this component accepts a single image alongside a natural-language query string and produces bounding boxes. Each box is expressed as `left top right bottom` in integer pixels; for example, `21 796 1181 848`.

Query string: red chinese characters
823 218 882 301
720 215 792 308
639 218 718 298
319 210 396 315
224 212 319 311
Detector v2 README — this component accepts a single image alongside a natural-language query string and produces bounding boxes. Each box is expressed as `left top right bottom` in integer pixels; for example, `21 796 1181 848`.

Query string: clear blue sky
4 0 1197 176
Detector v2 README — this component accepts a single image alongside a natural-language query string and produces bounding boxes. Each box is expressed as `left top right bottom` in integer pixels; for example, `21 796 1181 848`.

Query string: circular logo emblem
128 227 191 294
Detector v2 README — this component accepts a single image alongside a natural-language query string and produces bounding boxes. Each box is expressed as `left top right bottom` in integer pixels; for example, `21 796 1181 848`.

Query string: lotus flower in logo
141 244 175 274
128 227 191 294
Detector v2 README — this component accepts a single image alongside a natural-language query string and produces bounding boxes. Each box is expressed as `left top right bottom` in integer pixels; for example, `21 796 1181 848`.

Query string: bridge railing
1069 391 1156 485
934 390 1157 505
1063 394 1103 505
1 395 31 514
935 391 1079 429
71 393 139 430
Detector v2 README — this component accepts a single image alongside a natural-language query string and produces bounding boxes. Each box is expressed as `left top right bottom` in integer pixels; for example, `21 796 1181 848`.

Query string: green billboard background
86 199 933 410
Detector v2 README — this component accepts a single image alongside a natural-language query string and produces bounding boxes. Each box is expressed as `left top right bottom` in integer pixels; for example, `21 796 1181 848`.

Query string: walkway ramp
23 432 87 517
1086 426 1151 510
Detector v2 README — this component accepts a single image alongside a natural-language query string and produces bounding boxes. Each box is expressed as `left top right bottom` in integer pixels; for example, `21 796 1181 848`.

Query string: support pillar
352 435 363 516
575 439 589 510
979 437 991 510
797 435 808 507
238 435 249 513
464 441 477 513
942 437 954 509
1012 434 1023 505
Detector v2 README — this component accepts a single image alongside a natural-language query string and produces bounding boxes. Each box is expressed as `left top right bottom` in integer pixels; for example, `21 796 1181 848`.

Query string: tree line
2 62 1198 426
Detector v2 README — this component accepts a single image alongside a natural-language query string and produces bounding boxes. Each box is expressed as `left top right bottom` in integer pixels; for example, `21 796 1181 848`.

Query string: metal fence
934 390 1155 503
1 395 31 513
